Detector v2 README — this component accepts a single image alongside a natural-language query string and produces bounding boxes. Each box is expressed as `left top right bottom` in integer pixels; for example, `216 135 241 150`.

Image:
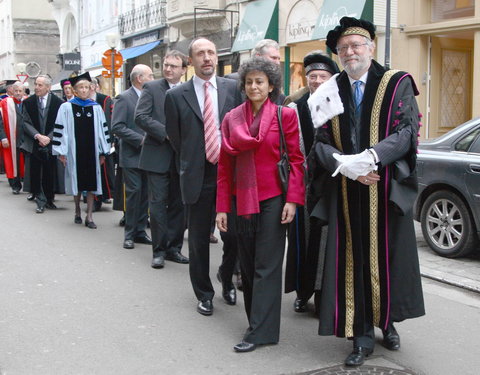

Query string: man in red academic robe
0 81 25 194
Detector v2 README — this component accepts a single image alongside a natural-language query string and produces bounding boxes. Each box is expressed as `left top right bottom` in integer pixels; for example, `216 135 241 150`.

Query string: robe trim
369 69 399 326
331 116 355 337
330 69 400 336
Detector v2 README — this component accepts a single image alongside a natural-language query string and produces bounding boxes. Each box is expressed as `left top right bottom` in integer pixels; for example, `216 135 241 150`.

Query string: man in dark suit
21 75 64 213
165 37 242 316
135 50 189 269
112 64 154 250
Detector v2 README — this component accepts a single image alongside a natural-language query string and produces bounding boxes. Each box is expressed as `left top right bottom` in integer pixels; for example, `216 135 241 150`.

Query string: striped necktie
203 81 219 164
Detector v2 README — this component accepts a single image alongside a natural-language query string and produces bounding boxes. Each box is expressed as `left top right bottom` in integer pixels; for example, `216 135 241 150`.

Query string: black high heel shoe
85 219 97 229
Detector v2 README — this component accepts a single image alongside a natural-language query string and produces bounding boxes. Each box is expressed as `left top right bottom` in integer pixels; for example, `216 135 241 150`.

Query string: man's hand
281 202 297 224
216 212 228 232
357 171 380 186
1 139 10 148
36 134 51 147
99 155 105 165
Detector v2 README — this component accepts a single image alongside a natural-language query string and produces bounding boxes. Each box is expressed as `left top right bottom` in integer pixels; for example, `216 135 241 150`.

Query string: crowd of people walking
0 16 425 367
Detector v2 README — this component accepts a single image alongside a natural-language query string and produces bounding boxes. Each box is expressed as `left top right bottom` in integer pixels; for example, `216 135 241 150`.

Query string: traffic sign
16 74 29 83
102 49 123 72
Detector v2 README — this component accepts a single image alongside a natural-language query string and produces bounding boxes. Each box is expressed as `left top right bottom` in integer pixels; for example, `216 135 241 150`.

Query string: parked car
414 118 480 258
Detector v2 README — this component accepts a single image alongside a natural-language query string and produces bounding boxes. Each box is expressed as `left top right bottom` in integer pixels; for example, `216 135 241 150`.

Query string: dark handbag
277 106 290 195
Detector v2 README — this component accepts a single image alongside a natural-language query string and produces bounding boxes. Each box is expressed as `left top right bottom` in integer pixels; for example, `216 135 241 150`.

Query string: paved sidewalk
415 222 480 293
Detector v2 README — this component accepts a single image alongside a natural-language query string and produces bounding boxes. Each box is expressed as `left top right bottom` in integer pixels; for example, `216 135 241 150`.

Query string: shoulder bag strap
277 105 289 161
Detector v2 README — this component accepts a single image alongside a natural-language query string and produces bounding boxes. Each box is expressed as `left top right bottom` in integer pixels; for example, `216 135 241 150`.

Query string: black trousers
123 167 149 240
7 147 23 191
237 195 286 345
29 154 56 207
186 161 237 302
147 163 185 258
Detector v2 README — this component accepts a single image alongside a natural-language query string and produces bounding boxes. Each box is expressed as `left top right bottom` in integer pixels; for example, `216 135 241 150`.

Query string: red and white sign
16 74 29 83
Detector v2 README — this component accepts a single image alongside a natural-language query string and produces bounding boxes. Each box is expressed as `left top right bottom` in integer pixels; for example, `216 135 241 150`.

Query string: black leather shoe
119 216 125 227
294 297 308 313
12 189 20 195
123 239 134 249
382 325 400 351
27 194 35 201
222 284 236 305
197 300 213 316
165 252 189 264
151 256 165 269
36 206 45 214
85 220 97 229
134 235 152 245
234 341 257 353
74 215 82 224
45 202 57 209
344 347 373 366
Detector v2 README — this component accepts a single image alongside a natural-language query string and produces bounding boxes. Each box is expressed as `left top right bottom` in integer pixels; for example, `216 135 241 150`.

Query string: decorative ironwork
119 0 167 36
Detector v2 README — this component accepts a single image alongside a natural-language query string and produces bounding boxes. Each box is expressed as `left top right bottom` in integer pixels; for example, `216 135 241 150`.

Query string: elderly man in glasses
308 17 425 366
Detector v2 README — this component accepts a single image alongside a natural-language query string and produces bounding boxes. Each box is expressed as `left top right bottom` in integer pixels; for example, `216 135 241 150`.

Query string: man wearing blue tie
308 17 425 366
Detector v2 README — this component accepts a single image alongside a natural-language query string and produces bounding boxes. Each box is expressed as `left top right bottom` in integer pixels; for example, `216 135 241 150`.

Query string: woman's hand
99 155 105 165
281 202 297 224
216 212 228 232
58 155 67 166
1 139 10 148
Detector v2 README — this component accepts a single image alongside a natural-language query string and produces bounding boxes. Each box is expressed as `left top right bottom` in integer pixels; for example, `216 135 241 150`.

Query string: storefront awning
311 0 371 41
86 40 162 70
231 0 278 53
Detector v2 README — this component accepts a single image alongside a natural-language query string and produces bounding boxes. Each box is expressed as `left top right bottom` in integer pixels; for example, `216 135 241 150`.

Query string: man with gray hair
112 64 154 250
251 39 281 65
21 75 64 213
0 81 26 194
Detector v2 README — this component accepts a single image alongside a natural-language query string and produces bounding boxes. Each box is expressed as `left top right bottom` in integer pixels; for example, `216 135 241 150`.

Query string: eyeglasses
163 63 182 69
336 43 368 54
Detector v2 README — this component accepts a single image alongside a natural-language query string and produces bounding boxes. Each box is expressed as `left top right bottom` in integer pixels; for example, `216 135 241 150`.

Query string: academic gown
310 60 425 338
52 99 110 196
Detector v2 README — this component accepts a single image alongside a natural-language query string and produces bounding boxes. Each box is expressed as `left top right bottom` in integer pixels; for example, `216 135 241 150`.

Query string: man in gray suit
135 50 189 269
165 38 242 316
21 75 64 213
112 64 154 250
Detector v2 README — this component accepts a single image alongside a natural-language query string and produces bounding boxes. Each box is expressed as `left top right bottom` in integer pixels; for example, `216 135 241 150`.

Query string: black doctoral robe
310 60 425 338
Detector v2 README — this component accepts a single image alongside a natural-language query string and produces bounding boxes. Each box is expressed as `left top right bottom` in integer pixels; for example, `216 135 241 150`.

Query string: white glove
331 150 377 180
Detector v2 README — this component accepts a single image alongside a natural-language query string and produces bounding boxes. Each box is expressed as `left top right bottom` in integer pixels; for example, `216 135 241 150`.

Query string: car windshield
454 127 480 152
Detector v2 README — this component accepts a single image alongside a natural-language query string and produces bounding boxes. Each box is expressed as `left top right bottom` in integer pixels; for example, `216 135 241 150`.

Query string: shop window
431 0 474 22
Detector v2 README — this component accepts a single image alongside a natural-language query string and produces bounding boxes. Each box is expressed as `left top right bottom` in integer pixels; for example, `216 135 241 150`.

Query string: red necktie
203 81 219 164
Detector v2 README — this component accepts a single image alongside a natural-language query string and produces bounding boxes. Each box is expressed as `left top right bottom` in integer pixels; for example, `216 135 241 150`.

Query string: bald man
112 64 154 249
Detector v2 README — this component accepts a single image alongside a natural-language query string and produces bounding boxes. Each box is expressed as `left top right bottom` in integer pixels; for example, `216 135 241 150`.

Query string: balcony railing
119 0 167 36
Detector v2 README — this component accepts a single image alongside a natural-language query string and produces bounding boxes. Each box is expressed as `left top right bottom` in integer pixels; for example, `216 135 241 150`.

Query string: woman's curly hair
238 57 282 102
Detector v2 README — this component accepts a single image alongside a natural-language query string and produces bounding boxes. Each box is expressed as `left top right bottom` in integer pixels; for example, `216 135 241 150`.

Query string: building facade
395 0 480 139
0 0 61 88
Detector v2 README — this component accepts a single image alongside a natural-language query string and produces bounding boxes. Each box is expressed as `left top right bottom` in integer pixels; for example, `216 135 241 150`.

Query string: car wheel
420 190 478 258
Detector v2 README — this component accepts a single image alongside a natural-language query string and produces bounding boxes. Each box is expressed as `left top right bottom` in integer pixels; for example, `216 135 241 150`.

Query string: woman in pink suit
216 58 305 353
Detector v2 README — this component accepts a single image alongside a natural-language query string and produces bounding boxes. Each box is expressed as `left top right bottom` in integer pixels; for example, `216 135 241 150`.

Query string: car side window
454 127 480 152
468 134 480 154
